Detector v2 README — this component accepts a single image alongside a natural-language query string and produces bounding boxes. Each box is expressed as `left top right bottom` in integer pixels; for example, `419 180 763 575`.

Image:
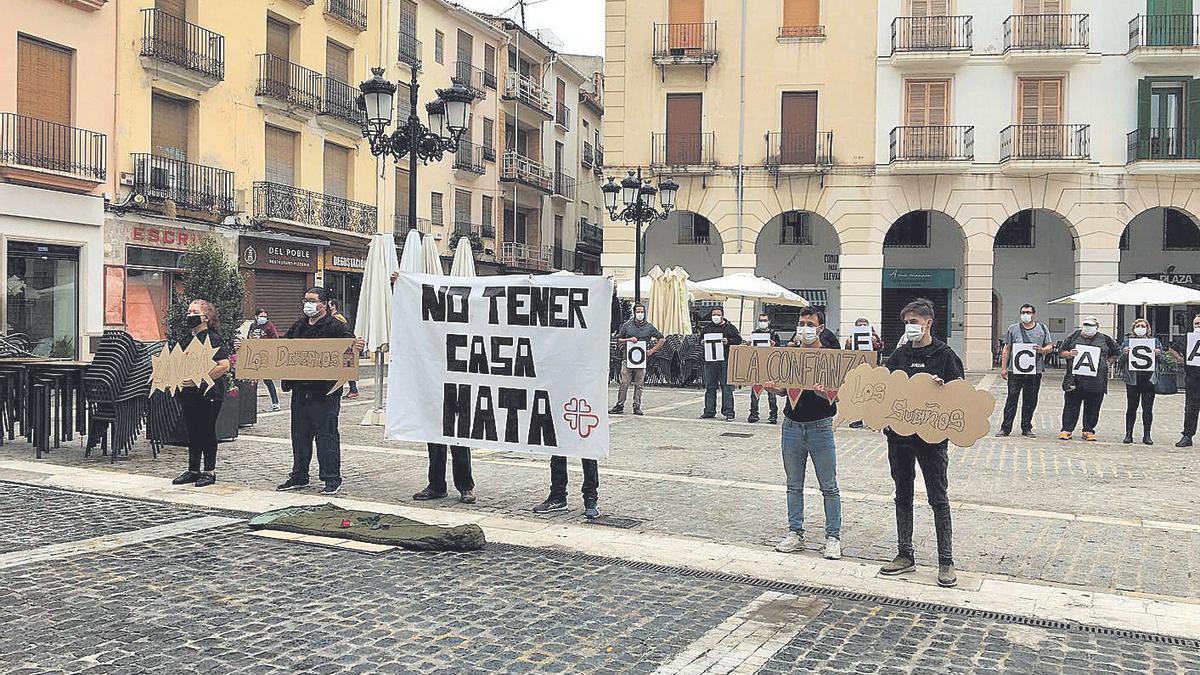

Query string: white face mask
634 312 645 321
1020 313 1033 323
711 315 723 324
1194 323 1200 332
904 323 924 341
303 301 320 317
1134 326 1148 337
796 326 818 343
256 316 268 325
757 320 769 329
1081 326 1097 337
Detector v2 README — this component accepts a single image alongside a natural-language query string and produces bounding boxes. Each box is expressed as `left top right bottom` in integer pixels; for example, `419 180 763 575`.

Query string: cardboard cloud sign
150 337 219 394
834 364 996 447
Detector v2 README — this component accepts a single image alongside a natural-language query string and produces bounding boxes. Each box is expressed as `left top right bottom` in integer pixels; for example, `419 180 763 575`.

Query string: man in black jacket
276 287 362 495
878 298 965 588
1170 312 1200 447
700 306 742 421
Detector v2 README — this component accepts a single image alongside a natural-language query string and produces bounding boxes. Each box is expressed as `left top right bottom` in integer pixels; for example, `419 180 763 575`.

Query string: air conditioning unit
134 155 180 201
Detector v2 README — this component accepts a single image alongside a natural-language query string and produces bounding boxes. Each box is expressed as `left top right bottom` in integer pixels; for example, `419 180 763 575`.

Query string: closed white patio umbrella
356 232 400 426
420 233 442 275
449 237 476 277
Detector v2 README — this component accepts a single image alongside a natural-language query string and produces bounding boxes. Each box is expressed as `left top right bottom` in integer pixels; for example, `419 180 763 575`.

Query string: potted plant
1157 351 1181 395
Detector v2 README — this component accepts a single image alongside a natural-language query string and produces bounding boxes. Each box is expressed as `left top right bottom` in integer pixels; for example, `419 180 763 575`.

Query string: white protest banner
386 272 612 460
1010 343 1037 375
1128 338 1156 372
1072 345 1101 377
750 332 772 347
851 326 874 352
704 334 725 362
626 340 648 370
1187 332 1200 367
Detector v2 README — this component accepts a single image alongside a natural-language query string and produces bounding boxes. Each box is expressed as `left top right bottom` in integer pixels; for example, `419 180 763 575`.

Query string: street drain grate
584 516 643 529
720 432 754 438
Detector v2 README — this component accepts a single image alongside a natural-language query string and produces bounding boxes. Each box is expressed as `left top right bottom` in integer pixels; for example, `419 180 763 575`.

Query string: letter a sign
626 340 647 369
1073 345 1101 378
1187 332 1200 367
704 334 725 362
1128 338 1156 372
1011 343 1037 375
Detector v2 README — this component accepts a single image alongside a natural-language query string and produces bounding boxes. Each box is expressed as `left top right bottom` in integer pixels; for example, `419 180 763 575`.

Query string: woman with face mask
1058 316 1120 442
1120 318 1163 445
171 299 232 488
247 308 281 411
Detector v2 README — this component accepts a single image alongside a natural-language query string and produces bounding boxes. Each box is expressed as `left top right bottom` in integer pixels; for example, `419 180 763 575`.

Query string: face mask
256 316 268 325
1081 326 1097 337
634 312 645 322
757 320 769 329
711 315 723 324
1020 313 1033 323
904 323 924 341
186 314 204 329
303 302 320 318
1134 327 1148 337
797 326 818 343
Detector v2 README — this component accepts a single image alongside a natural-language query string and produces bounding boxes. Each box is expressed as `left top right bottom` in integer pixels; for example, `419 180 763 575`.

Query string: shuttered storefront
253 270 309 329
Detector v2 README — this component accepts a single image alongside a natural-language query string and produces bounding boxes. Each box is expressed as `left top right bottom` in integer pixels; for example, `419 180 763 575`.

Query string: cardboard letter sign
1010 343 1037 375
704 334 725 362
1072 345 1101 378
750 332 772 347
727 346 875 393
235 338 359 394
1128 338 1156 372
1188 332 1200 367
151 336 219 394
626 340 647 370
833 364 996 447
851 326 874 352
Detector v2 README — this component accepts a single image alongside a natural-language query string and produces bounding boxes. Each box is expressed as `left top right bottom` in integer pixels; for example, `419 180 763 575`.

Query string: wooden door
395 168 412 226
780 92 818 164
265 125 296 186
151 94 189 160
783 0 820 35
905 80 949 158
326 41 350 82
455 190 472 233
668 0 704 51
266 18 291 94
1018 77 1063 156
909 0 950 47
154 0 187 62
666 93 702 164
323 143 349 198
1148 0 1194 45
17 36 72 168
1019 0 1062 47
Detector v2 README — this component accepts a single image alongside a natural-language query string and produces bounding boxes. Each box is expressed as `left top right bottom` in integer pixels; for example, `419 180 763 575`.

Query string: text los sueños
421 284 592 449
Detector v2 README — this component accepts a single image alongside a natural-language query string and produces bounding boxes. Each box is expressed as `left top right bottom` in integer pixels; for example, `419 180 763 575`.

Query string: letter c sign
1011 343 1037 375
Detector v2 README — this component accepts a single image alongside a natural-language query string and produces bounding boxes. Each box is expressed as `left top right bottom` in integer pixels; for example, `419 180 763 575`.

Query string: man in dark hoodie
700 306 743 421
878 298 964 588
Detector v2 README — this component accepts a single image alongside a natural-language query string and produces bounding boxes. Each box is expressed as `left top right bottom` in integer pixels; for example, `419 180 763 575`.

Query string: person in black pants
172 299 231 488
413 444 476 503
1120 318 1162 445
997 304 1054 437
700 307 742 421
533 456 599 519
1058 316 1120 442
1170 312 1200 447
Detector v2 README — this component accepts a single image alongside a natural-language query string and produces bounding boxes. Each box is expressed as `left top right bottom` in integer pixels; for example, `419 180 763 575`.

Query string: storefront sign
324 250 367 272
1136 272 1200 289
883 268 956 289
130 225 207 247
240 238 317 273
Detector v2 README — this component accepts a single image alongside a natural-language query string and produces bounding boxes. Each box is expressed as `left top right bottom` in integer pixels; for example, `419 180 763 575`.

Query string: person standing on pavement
329 299 360 400
276 287 363 495
247 308 281 411
533 457 600 519
766 309 842 560
413 444 476 504
700 307 742 421
610 303 664 416
878 299 964 588
1120 318 1162 445
1169 312 1200 447
843 318 883 428
748 312 779 425
172 299 231 489
997 304 1054 437
1058 316 1120 442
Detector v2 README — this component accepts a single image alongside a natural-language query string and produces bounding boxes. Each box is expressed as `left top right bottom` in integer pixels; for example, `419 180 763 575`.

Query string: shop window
885 211 931 248
995 211 1036 248
1163 208 1200 251
6 241 79 357
779 211 813 245
678 213 711 245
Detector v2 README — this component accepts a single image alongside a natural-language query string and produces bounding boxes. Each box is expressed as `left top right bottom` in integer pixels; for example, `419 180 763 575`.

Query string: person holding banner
1169 312 1200 447
276 287 362 495
610 303 664 416
1120 318 1162 445
997 304 1054 438
171 299 231 488
878 299 964 588
1058 316 1120 442
748 313 780 424
700 307 742 422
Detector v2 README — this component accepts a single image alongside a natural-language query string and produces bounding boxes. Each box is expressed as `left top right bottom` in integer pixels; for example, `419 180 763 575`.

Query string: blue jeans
703 361 734 417
263 379 279 405
781 417 841 538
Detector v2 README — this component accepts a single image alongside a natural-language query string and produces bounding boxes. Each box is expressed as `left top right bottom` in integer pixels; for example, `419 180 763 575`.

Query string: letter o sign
627 340 647 370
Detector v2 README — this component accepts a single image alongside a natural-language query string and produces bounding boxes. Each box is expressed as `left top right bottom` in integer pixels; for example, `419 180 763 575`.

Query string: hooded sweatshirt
883 338 965 448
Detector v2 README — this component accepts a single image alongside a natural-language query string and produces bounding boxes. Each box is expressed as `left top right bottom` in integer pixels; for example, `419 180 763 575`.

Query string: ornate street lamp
602 169 678 304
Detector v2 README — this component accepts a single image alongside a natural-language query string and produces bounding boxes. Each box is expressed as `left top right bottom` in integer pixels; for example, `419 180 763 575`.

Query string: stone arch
754 210 842 331
991 208 1078 344
642 210 725 282
1118 207 1200 338
880 209 966 354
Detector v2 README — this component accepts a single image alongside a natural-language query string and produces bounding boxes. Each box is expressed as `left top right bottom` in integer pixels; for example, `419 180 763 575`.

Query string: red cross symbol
563 397 600 439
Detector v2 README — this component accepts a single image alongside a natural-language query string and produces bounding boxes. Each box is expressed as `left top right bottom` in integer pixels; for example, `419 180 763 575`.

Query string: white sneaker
268 403 280 412
823 536 842 560
774 531 803 553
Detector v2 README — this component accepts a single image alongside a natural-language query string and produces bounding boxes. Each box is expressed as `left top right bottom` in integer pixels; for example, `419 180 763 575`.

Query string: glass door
1151 85 1184 158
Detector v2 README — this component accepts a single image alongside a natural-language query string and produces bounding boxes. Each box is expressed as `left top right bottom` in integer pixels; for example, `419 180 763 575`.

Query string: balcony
0 112 106 193
778 25 826 41
253 181 377 236
500 150 553 193
652 23 719 69
129 153 235 215
481 143 496 163
764 131 834 173
1127 128 1200 174
552 172 576 201
503 72 554 121
999 125 1091 173
452 62 488 101
582 142 594 168
1128 14 1200 64
139 8 224 89
1003 14 1090 66
324 0 367 32
888 126 974 172
481 221 495 239
890 16 972 70
580 83 603 115
453 141 486 175
594 145 604 176
651 132 715 172
255 54 320 117
500 242 552 271
317 76 364 134
551 246 576 272
398 31 422 71
577 221 603 252
394 214 432 233
555 102 571 131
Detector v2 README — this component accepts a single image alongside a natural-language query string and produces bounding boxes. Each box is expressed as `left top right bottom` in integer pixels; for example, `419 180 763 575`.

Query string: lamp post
601 169 678 304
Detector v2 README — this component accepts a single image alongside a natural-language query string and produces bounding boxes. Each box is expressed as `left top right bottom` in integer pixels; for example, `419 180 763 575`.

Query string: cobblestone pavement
5 483 1199 675
3 373 1199 600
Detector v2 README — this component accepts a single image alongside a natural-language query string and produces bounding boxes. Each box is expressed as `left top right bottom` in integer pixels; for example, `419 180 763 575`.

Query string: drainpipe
736 0 747 256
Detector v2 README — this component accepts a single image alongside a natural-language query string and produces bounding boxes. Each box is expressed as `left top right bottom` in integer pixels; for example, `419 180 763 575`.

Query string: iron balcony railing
253 181 377 235
578 221 603 250
500 150 553 192
398 31 422 71
779 24 826 39
454 220 480 235
503 72 553 117
0 112 106 181
452 61 488 99
1000 124 1090 161
454 141 486 174
500 242 551 271
582 142 594 167
1127 128 1200 162
394 214 432 233
140 8 225 81
652 22 718 61
481 222 495 238
652 132 715 167
555 101 571 130
553 172 576 200
1129 14 1200 49
319 76 363 126
481 143 496 162
1003 14 1089 51
130 153 235 213
889 126 974 162
765 131 834 167
256 54 321 109
891 15 973 52
325 0 367 31
594 145 604 174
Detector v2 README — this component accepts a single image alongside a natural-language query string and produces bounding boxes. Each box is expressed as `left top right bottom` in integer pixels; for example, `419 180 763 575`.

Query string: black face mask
187 314 204 329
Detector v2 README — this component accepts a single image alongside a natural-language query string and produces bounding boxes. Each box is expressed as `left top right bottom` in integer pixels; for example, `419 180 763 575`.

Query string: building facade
604 0 1200 369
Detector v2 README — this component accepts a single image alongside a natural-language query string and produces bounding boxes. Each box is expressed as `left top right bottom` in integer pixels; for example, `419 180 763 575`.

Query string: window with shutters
323 143 350 199
1164 208 1200 250
781 0 823 38
482 117 495 161
151 93 191 160
484 44 497 88
455 190 472 233
905 80 949 127
17 36 73 126
395 168 411 229
482 195 493 235
884 211 931 248
431 192 444 225
326 41 351 82
396 81 413 123
1015 77 1064 156
435 31 444 65
265 125 297 186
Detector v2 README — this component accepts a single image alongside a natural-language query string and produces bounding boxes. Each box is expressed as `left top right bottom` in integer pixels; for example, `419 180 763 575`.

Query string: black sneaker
172 471 200 485
768 416 778 425
1123 435 1134 444
699 413 716 419
848 420 864 429
1143 435 1153 446
1021 431 1036 438
276 478 310 491
1177 436 1194 448
724 415 735 422
747 414 759 423
194 472 216 488
609 405 624 415
995 430 1010 437
879 554 916 576
533 497 568 514
583 499 599 519
320 482 341 495
459 490 477 504
412 486 447 501
938 564 958 588
632 407 643 416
